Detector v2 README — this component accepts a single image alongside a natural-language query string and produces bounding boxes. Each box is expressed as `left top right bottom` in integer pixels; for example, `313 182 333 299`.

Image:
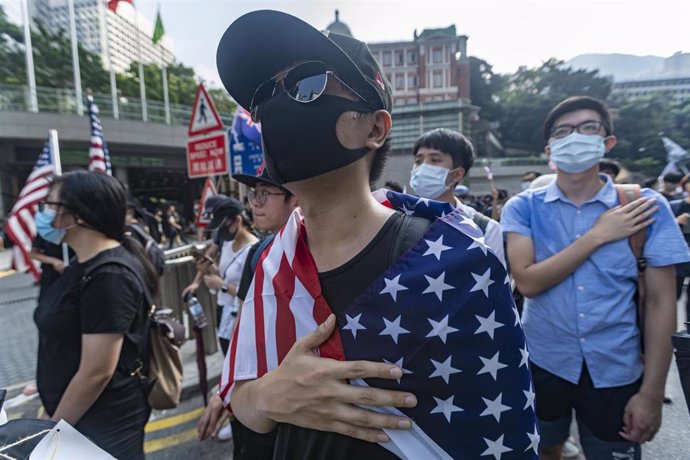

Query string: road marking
144 427 198 454
37 405 44 419
0 269 16 278
145 407 204 433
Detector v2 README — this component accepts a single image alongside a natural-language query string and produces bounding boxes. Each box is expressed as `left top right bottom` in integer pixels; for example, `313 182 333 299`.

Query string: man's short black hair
522 171 542 180
598 159 621 177
543 96 613 141
663 172 684 183
384 180 403 193
412 128 475 172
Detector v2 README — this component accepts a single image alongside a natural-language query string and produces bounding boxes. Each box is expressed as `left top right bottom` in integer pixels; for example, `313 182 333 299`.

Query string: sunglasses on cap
249 61 375 123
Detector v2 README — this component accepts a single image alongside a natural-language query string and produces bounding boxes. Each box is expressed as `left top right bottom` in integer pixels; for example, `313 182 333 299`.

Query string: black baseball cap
216 10 392 114
207 197 243 230
201 193 228 221
233 162 287 191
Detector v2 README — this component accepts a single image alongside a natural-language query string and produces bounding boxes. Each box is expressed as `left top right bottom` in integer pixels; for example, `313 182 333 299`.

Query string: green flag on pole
152 8 165 44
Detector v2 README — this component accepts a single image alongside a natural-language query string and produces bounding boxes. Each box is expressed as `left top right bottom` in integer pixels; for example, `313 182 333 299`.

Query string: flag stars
415 197 430 207
379 316 410 344
401 203 416 216
480 393 511 423
425 315 459 343
470 268 495 298
342 313 366 339
474 311 505 339
524 383 536 411
481 434 513 460
467 235 490 256
429 356 462 384
477 351 508 381
423 271 454 301
423 235 452 261
383 357 413 383
430 395 464 422
519 345 529 368
525 424 540 454
379 275 408 302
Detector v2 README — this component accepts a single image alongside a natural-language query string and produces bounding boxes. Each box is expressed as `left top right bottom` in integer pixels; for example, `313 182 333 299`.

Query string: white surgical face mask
549 133 605 174
520 181 531 190
410 163 450 199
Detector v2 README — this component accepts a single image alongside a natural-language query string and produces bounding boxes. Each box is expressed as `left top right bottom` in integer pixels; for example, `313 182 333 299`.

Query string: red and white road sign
188 83 224 137
186 132 229 178
194 178 218 228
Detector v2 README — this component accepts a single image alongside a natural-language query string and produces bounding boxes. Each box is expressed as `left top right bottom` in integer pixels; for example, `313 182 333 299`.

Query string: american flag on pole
220 191 538 459
5 141 58 280
87 96 112 175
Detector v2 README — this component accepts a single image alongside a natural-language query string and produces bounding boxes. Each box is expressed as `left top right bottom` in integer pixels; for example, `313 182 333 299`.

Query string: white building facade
28 0 174 73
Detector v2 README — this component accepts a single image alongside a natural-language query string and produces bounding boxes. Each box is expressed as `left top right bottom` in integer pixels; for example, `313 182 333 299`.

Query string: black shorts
530 362 642 444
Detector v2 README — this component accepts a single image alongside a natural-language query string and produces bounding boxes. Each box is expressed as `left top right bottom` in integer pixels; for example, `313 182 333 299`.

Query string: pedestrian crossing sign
188 83 224 137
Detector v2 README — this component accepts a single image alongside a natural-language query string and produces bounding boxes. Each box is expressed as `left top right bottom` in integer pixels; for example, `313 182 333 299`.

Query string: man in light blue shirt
502 96 690 460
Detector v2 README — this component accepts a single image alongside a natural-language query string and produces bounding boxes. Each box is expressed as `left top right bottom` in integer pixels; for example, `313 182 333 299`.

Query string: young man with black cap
212 10 536 459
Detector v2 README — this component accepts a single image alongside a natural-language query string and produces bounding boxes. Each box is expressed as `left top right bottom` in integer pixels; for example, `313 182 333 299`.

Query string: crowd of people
4 8 690 460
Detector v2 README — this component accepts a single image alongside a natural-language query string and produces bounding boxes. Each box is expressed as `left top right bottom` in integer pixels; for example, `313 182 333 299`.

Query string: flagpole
21 0 37 112
161 47 171 124
133 1 148 122
67 0 84 116
101 0 119 119
48 129 69 267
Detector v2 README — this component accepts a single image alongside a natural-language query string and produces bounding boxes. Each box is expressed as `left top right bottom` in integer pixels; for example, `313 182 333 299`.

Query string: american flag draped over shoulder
221 190 538 459
5 141 57 280
87 97 112 175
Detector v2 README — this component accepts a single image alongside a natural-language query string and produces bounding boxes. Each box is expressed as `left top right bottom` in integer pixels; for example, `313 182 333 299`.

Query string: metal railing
0 83 235 126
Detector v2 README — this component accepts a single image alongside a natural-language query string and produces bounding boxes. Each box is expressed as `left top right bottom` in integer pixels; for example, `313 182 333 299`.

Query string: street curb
180 373 221 402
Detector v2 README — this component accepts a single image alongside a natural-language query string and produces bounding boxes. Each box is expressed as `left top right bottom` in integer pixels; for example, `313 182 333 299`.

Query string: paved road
1 269 689 458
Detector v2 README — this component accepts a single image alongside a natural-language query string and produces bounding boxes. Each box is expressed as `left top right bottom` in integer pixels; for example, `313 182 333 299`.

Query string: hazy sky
3 0 688 87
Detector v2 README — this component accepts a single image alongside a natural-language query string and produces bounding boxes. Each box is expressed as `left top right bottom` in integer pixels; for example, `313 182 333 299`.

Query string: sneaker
217 423 233 442
562 437 580 459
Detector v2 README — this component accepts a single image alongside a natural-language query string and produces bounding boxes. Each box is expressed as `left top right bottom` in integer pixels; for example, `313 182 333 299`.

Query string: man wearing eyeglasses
211 10 536 460
502 96 690 459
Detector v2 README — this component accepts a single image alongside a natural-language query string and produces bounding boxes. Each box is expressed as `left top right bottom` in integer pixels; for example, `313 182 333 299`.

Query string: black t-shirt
34 246 148 416
32 236 74 297
273 212 430 460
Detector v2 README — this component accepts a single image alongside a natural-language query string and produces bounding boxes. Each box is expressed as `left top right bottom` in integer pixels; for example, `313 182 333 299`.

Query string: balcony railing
0 83 235 126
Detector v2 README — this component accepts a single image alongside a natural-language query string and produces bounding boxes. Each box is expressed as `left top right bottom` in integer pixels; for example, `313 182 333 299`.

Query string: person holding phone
197 198 257 355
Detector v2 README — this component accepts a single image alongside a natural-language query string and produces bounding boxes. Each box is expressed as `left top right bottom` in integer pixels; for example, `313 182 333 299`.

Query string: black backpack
126 224 166 276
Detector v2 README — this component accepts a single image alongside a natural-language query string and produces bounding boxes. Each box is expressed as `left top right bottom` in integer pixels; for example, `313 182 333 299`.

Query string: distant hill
565 53 666 81
565 52 690 82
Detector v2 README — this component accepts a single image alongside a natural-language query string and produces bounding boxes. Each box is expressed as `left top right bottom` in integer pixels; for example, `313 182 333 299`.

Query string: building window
433 48 443 64
407 50 416 63
408 75 417 89
395 51 404 66
433 70 443 88
382 52 392 67
409 97 417 104
395 74 405 91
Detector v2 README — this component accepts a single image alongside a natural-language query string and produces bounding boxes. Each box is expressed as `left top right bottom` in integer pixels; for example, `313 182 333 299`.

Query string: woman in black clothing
33 171 159 459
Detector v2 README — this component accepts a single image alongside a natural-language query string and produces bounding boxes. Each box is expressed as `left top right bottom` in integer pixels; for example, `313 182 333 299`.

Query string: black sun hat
216 10 392 114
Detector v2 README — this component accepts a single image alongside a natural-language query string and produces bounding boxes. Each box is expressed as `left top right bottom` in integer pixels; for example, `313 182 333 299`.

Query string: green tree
469 56 505 122
609 94 690 176
497 59 612 153
0 6 25 84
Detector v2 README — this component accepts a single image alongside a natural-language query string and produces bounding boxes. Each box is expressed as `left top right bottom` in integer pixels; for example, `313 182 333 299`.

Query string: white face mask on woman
549 133 605 174
409 163 450 199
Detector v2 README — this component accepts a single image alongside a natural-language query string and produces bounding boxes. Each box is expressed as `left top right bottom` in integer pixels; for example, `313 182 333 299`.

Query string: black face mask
260 93 375 184
218 222 238 242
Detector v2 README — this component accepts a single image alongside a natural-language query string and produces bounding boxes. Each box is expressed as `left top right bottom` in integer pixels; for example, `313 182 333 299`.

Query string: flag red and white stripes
87 97 112 175
219 207 345 406
5 141 57 280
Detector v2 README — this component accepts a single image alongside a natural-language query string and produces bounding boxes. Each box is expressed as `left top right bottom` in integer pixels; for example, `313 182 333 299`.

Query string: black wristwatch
221 285 229 293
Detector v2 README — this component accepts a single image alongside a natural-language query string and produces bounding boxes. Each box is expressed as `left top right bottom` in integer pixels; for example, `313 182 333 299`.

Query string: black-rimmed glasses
37 201 67 212
249 189 286 206
550 120 609 139
249 61 374 123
